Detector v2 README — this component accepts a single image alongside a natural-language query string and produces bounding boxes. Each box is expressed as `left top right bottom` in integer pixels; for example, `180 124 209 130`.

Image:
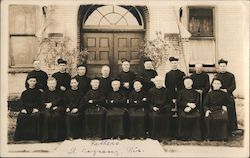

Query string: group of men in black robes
14 56 239 142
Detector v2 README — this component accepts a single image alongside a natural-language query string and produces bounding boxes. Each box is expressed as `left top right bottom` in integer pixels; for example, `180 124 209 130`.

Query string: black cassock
118 71 136 97
25 70 48 91
40 89 65 142
141 69 158 92
99 77 112 98
52 72 71 91
148 87 173 139
215 72 238 133
203 90 232 140
64 89 83 139
82 89 106 138
14 88 42 141
177 88 201 140
74 74 91 97
191 71 210 139
165 69 185 100
105 90 128 138
128 90 148 138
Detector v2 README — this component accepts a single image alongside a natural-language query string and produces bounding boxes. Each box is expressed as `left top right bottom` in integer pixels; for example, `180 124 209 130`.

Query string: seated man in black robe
14 75 42 141
118 59 136 97
128 78 148 139
64 77 83 139
40 77 65 142
99 65 112 98
148 76 173 140
190 63 210 139
215 58 238 135
204 77 233 141
105 77 128 139
177 76 201 141
52 58 71 92
140 58 158 93
74 64 91 97
82 77 106 139
25 60 48 91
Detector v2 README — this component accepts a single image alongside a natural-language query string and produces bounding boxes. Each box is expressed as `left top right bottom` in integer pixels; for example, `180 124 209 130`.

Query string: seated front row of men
14 74 232 142
14 57 237 142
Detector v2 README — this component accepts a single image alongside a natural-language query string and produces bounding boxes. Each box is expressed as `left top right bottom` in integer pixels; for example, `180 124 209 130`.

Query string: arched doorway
78 5 146 77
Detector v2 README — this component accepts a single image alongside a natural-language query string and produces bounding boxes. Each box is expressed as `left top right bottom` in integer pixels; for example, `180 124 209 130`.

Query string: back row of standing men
14 56 238 142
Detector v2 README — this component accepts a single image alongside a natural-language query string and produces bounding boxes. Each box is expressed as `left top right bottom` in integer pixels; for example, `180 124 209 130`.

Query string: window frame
188 6 215 38
9 5 38 69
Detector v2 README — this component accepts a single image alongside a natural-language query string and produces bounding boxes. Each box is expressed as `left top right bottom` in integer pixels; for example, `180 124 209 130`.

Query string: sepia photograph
1 0 249 157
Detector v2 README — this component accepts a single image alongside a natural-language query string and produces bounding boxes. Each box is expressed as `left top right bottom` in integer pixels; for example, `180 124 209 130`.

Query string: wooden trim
190 37 215 40
82 28 146 33
9 67 33 73
10 34 36 37
87 60 110 65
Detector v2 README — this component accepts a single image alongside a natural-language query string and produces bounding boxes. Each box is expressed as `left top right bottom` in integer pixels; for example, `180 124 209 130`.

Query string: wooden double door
83 33 144 77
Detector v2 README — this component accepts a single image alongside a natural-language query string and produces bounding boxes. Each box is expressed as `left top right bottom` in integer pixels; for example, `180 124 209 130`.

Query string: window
188 7 214 37
9 5 37 67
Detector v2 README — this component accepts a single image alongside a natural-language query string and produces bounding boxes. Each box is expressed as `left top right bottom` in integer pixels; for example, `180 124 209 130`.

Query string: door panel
83 33 144 77
114 33 144 74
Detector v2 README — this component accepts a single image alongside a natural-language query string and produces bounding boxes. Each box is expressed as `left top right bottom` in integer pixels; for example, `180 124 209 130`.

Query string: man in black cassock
14 75 42 141
128 78 148 139
64 77 83 139
148 76 173 139
204 78 232 140
74 64 91 97
215 59 238 135
140 58 158 93
118 59 136 97
190 63 210 139
99 65 112 98
82 77 106 139
40 77 65 142
25 60 48 91
105 77 128 139
177 76 201 141
52 58 71 92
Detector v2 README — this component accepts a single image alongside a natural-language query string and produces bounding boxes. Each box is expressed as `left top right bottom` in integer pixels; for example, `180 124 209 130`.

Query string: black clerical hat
121 58 130 63
26 74 37 80
143 57 152 63
91 76 100 81
218 58 228 65
111 76 120 82
77 63 87 68
169 56 179 62
133 76 144 84
57 58 67 64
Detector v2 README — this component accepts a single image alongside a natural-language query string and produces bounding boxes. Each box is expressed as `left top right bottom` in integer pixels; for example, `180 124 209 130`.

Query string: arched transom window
84 5 144 29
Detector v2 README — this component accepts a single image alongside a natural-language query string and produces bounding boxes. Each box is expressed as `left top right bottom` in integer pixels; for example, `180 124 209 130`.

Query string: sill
190 36 215 40
9 67 33 73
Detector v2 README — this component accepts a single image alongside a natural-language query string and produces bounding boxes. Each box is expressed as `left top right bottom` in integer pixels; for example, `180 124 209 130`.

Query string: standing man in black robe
177 76 201 140
190 63 210 139
64 77 83 140
74 64 91 97
52 58 71 92
40 77 65 142
148 76 173 140
14 75 43 141
25 60 48 91
215 59 238 136
141 58 158 93
105 77 128 139
82 77 106 139
99 65 112 98
118 59 136 97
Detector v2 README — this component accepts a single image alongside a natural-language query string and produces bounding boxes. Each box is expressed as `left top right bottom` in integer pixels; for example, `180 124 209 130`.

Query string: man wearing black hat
52 58 71 92
82 77 106 139
105 77 128 139
74 64 91 97
99 65 112 98
118 59 136 97
25 60 48 91
14 75 43 141
140 58 158 93
215 58 238 135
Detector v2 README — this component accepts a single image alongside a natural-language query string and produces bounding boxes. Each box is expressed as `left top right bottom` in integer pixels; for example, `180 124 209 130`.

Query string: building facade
5 1 248 99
